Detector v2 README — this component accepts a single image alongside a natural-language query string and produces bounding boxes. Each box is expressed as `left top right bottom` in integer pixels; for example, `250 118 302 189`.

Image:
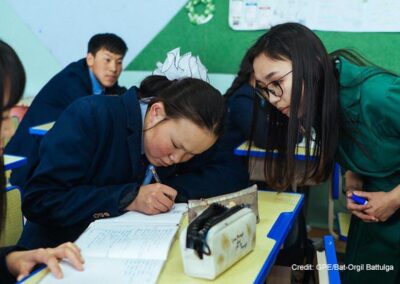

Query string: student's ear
86 53 94 69
148 102 166 127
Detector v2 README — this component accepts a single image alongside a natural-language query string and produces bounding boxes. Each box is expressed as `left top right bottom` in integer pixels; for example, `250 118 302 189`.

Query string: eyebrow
255 71 278 84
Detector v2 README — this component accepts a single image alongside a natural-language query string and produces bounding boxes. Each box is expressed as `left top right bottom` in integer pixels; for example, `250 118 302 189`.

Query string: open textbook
37 204 187 284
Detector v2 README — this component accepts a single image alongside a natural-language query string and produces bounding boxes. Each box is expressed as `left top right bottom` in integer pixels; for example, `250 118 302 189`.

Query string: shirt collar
139 100 149 154
88 69 105 95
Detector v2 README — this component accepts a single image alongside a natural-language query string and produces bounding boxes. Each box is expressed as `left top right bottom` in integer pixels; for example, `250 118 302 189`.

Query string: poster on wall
229 0 400 32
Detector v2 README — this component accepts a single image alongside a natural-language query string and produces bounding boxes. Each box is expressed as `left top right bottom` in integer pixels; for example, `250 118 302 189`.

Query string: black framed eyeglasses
255 70 293 100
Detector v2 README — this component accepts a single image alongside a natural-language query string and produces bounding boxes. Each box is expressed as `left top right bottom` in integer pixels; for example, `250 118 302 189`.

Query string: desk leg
328 175 339 240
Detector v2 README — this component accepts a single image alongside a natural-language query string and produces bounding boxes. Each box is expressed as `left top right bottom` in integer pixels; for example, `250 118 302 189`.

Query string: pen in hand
149 165 161 183
145 165 175 202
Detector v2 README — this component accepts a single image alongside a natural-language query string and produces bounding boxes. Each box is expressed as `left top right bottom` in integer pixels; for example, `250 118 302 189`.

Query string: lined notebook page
94 203 187 225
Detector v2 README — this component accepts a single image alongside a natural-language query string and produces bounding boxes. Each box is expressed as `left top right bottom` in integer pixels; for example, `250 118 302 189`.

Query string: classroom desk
316 235 341 284
234 141 316 185
235 141 342 240
4 154 27 171
337 212 350 241
20 190 304 284
29 122 55 136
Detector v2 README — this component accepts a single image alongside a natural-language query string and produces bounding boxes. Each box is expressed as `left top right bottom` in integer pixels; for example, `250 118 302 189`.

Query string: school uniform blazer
18 86 251 249
5 58 126 189
18 87 145 249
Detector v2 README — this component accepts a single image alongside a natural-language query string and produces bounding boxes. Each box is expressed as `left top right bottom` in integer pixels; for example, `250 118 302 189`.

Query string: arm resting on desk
22 100 140 227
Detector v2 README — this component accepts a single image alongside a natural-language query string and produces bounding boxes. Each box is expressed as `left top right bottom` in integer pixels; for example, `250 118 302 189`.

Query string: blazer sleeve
22 99 139 227
0 247 17 284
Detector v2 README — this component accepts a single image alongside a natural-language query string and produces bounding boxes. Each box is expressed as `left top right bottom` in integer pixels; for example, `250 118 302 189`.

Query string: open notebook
37 204 187 284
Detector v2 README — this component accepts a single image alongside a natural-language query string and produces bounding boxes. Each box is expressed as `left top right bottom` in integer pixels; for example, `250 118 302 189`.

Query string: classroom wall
2 0 399 98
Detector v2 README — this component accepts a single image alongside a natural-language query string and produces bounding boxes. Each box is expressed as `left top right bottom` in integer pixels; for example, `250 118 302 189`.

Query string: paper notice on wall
229 0 400 32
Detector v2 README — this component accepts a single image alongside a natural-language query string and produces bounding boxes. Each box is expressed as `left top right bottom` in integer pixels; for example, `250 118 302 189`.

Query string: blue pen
142 164 162 185
351 193 368 205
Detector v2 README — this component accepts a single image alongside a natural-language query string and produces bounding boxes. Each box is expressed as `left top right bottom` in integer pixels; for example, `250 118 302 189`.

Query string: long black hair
0 40 25 229
247 23 340 190
139 75 225 138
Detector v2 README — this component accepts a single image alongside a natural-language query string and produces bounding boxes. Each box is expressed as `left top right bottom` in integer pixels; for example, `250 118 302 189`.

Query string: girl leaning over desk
244 23 400 283
0 40 84 283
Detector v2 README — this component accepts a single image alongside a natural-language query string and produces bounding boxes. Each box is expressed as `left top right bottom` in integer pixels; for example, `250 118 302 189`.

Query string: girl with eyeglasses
232 22 400 283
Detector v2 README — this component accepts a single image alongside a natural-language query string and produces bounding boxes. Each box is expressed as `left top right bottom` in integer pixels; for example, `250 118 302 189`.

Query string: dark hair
139 75 225 138
0 40 25 229
225 46 255 99
87 33 128 56
246 23 340 190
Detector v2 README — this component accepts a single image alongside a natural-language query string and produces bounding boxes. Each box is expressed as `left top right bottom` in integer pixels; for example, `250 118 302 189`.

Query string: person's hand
343 171 377 221
126 183 177 214
354 186 400 222
6 242 84 281
346 191 376 222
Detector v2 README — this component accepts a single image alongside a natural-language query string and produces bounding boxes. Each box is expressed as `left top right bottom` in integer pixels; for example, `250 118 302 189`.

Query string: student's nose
109 61 117 72
169 150 185 164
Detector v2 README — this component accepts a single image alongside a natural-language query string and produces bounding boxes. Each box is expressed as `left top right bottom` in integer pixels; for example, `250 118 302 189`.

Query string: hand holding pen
126 165 177 215
346 191 377 222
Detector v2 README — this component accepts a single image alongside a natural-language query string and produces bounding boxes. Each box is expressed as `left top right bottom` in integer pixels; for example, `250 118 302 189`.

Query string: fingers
135 184 177 215
351 210 378 222
45 254 64 279
54 242 84 271
36 242 84 279
352 190 371 199
161 186 177 201
16 263 35 282
345 195 371 211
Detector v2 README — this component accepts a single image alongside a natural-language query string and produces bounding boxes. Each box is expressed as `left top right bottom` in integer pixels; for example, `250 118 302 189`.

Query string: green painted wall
128 1 400 74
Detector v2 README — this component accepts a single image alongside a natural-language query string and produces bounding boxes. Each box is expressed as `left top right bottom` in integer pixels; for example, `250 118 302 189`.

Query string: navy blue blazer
19 88 146 248
5 58 126 189
18 87 250 249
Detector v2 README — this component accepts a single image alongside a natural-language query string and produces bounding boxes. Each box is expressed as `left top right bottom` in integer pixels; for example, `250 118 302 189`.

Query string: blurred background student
5 33 128 190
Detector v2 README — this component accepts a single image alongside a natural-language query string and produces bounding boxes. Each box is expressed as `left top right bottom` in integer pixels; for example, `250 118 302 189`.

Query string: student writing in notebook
0 40 84 283
244 23 400 283
17 62 225 251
